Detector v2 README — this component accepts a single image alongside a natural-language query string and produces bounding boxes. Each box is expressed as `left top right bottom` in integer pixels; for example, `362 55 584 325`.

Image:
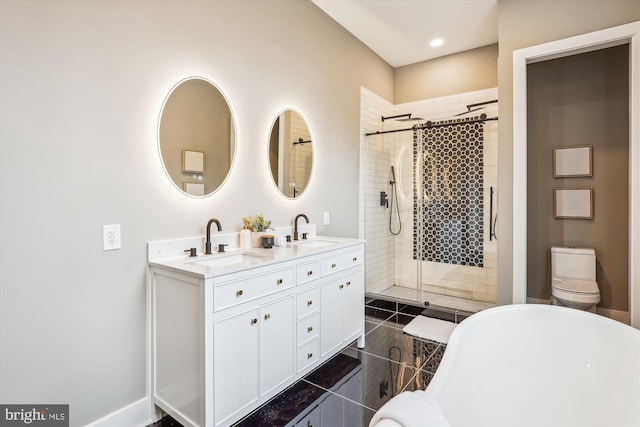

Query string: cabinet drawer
320 250 363 276
214 268 294 311
297 338 319 373
296 313 319 345
296 260 320 285
296 287 319 318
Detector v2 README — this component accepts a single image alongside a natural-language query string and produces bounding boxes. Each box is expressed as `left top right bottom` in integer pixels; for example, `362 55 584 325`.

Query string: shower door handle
490 186 497 241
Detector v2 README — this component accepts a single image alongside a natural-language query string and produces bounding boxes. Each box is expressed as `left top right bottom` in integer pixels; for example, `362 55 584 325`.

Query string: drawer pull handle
277 279 283 285
307 352 313 359
236 290 244 297
307 270 313 276
264 313 271 320
251 318 257 325
346 281 351 286
353 257 357 262
331 263 337 268
339 284 344 289
307 300 313 306
307 326 313 333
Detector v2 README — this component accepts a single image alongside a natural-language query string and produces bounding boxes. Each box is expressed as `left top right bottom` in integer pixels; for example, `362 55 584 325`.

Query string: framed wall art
554 188 593 219
553 145 592 177
183 150 204 173
184 182 205 196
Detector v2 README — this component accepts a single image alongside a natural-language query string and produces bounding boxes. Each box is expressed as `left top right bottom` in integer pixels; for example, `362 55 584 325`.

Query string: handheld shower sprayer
389 166 402 235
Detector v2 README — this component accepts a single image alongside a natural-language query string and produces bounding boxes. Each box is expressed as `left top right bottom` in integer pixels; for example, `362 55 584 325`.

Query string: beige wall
394 44 498 103
526 45 629 310
0 1 392 425
496 0 640 305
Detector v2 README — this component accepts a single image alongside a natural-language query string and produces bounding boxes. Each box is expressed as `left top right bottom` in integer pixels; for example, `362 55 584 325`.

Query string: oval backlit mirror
158 77 236 197
268 109 313 198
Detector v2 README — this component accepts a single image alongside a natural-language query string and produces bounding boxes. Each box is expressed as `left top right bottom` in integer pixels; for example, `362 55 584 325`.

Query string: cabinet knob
346 281 351 286
264 313 271 320
236 290 244 297
339 284 344 289
353 257 357 262
331 263 337 268
307 300 313 306
250 318 257 325
307 352 313 359
307 270 313 276
277 278 283 285
307 326 313 333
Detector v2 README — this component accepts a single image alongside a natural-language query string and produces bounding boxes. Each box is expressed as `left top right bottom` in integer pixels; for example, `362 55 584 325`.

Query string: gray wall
394 44 498 103
526 45 629 310
0 1 392 425
496 0 640 305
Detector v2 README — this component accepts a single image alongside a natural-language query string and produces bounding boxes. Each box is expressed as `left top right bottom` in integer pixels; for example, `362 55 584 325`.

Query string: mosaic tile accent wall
413 119 485 267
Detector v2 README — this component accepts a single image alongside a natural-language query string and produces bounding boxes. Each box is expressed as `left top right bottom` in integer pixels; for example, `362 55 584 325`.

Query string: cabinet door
259 296 294 396
341 369 363 427
214 309 259 425
342 271 364 342
320 390 344 426
296 404 320 427
320 279 343 356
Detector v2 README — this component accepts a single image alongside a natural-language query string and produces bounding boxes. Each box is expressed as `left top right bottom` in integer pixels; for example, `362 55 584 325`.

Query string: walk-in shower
360 87 499 313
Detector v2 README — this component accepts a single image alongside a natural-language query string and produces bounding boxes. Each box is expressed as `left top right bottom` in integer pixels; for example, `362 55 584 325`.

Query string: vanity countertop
148 236 364 278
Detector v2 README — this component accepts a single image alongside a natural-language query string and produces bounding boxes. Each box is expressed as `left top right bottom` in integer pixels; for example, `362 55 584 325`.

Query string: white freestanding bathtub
370 304 640 427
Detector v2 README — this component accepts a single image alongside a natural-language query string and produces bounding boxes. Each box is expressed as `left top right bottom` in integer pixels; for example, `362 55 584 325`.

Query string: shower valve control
380 191 389 208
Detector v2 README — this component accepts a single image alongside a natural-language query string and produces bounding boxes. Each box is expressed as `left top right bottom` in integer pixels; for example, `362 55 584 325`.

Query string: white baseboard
85 397 152 427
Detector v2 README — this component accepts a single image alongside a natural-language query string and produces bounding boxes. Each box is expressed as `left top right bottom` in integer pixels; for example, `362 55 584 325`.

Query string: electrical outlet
103 224 121 251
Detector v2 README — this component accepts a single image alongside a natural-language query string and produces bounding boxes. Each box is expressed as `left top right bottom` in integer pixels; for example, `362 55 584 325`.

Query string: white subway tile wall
360 87 498 305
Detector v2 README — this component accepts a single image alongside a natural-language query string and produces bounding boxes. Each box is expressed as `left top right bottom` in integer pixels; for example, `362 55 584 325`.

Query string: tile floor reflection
151 298 456 427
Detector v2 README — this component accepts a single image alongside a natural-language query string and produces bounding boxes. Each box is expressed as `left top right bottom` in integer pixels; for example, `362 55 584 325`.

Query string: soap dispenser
240 226 251 249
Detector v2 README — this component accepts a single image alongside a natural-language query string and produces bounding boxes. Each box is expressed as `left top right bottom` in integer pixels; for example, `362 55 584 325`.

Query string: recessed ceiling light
430 38 444 47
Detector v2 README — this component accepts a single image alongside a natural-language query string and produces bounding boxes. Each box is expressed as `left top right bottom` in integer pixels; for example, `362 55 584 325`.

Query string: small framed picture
183 150 204 173
554 188 593 219
184 182 205 196
553 145 592 178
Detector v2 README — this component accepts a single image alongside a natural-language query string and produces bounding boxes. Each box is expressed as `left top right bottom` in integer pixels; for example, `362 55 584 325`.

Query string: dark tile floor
151 297 460 427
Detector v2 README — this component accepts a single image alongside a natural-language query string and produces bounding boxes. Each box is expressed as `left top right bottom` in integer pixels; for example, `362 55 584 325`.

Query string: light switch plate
323 211 330 225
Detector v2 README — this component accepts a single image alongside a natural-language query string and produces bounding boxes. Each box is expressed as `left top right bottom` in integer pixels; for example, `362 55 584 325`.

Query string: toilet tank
551 247 596 281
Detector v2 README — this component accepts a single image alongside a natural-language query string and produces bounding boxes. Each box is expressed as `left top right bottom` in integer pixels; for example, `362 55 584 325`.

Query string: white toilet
550 246 600 313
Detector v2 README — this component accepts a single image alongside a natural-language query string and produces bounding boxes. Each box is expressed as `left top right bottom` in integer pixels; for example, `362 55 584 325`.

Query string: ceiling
311 0 498 68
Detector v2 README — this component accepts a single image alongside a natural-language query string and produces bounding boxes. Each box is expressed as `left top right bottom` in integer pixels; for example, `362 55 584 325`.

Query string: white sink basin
188 252 264 269
291 238 342 249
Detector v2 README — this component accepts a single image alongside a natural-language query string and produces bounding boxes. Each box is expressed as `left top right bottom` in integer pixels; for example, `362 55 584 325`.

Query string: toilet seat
551 278 599 295
551 278 600 311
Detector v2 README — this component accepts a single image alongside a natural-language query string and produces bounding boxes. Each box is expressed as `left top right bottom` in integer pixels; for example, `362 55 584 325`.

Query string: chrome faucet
205 218 222 254
293 214 309 241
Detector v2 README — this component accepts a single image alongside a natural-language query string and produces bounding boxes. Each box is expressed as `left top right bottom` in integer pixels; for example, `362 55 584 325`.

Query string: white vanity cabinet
319 250 364 357
214 294 295 425
149 238 364 427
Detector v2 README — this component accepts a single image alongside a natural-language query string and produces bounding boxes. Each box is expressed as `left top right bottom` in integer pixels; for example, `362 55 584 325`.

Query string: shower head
390 166 396 184
381 113 424 122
